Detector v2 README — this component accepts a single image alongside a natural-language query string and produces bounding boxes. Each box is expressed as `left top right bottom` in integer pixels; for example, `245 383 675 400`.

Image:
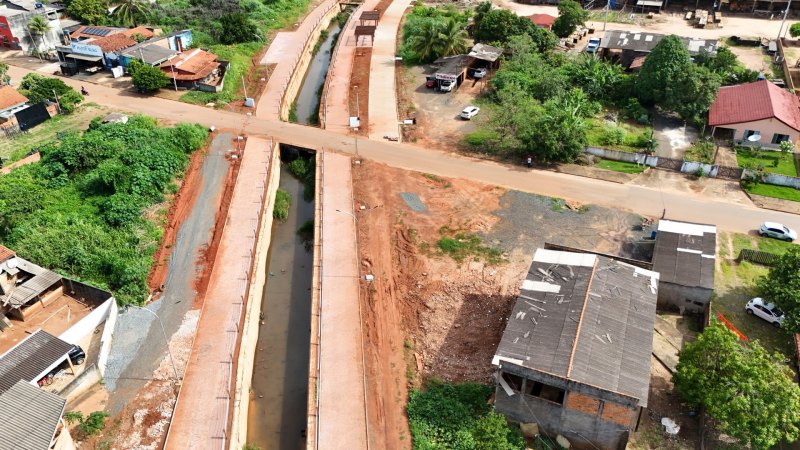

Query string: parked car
470 67 488 79
460 106 480 120
758 221 797 241
439 80 455 92
585 37 601 53
37 345 86 387
746 297 785 327
425 76 436 88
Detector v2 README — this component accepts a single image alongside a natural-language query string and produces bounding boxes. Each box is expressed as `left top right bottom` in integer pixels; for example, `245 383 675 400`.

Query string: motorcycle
80 87 89 96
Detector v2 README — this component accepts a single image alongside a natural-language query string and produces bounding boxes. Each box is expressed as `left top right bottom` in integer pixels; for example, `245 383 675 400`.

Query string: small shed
468 43 503 70
0 330 74 393
432 54 470 84
652 220 716 314
0 379 66 450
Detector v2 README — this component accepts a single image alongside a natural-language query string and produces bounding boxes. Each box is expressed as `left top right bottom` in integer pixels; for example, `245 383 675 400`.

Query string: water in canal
293 20 342 125
247 161 314 450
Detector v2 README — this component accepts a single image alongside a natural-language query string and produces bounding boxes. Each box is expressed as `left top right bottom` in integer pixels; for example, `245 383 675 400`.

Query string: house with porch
709 79 800 148
492 248 659 450
160 48 227 91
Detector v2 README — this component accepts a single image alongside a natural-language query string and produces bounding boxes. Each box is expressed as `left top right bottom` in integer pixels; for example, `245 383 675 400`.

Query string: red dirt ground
350 48 371 137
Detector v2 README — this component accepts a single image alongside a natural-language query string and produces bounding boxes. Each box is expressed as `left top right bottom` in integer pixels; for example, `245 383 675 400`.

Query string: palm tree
435 18 468 58
407 20 440 63
112 0 148 27
27 16 50 57
407 18 468 63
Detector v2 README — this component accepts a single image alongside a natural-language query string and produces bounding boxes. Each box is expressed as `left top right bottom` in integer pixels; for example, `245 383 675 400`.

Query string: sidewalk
323 0 381 134
317 152 368 450
164 137 273 449
256 0 338 120
368 0 413 141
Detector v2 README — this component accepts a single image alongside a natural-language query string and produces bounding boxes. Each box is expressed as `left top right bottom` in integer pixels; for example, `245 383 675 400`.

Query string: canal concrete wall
228 139 282 450
306 151 323 450
280 1 341 121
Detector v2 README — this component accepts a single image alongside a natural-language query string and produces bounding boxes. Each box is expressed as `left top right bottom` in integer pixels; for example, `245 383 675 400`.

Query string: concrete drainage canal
247 145 316 449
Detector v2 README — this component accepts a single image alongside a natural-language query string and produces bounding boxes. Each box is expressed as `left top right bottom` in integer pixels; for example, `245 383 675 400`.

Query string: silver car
759 221 797 241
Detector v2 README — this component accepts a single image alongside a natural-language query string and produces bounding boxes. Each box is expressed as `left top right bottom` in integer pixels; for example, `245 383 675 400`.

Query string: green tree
568 54 623 101
552 0 588 38
528 26 558 53
405 17 468 63
219 12 260 44
790 22 800 38
67 0 109 25
635 35 691 104
472 411 525 450
663 65 721 125
18 73 83 113
128 60 169 92
524 89 592 162
758 247 800 332
27 16 50 55
0 62 9 84
674 321 800 449
472 1 492 36
696 47 758 85
111 0 148 26
474 8 530 44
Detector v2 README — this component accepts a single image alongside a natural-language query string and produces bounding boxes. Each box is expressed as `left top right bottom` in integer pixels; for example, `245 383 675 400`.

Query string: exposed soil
375 0 393 16
350 48 372 137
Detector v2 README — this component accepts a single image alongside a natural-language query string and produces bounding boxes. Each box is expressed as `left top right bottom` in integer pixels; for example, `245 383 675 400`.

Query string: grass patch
435 225 503 264
587 9 637 24
586 115 653 153
744 183 800 202
288 101 298 123
422 173 452 188
180 42 264 106
0 103 105 162
273 189 291 221
550 198 564 212
685 140 715 164
287 156 315 201
736 147 797 176
596 159 643 174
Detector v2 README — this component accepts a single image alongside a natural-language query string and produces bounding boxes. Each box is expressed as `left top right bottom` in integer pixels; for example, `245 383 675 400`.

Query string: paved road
8 64 799 235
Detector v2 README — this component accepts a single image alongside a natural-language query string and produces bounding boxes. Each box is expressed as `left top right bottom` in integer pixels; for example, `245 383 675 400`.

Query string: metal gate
656 156 683 171
715 165 744 180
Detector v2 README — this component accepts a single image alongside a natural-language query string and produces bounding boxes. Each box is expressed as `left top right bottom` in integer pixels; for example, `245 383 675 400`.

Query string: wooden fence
736 249 780 266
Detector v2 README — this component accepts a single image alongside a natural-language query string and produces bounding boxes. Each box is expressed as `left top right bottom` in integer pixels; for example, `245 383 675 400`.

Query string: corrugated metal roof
0 379 65 450
652 219 716 290
0 330 73 394
494 249 659 405
3 270 62 309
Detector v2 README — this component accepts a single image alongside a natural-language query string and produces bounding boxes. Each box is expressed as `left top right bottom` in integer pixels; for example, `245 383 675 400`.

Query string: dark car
68 345 86 365
37 345 86 387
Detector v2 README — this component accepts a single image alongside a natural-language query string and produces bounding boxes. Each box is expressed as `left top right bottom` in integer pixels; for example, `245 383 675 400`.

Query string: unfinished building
492 248 659 450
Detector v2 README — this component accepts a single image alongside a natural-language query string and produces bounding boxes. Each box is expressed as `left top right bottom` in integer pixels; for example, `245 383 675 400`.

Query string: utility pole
52 89 61 114
170 64 178 92
778 0 793 43
241 75 248 100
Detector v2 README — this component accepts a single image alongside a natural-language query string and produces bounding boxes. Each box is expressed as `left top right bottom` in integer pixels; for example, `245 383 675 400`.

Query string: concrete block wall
306 151 323 450
566 391 601 416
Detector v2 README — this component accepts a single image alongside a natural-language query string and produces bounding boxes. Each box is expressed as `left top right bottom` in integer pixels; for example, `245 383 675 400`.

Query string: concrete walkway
317 152 368 450
323 0 381 133
256 0 339 120
164 137 273 449
368 0 413 141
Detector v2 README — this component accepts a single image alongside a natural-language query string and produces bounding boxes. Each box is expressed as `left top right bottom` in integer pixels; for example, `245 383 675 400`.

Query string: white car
472 68 488 79
746 297 785 327
585 37 601 53
460 106 480 120
439 80 455 92
759 221 797 241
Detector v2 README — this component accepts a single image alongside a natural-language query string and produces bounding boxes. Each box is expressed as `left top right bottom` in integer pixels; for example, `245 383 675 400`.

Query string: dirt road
7 64 798 238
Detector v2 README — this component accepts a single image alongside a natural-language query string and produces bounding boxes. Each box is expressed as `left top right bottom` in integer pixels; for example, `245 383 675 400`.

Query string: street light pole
127 305 180 382
778 0 793 43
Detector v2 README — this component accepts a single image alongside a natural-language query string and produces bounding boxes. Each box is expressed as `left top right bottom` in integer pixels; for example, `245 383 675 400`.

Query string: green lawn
586 115 652 153
715 232 796 358
736 147 798 176
744 182 800 202
0 103 106 162
596 159 644 174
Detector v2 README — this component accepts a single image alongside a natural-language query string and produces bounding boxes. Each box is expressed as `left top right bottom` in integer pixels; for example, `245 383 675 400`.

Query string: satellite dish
747 133 761 142
6 258 17 269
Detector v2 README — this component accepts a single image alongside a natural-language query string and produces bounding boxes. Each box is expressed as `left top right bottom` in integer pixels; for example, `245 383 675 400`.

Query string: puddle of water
294 21 342 125
247 163 315 450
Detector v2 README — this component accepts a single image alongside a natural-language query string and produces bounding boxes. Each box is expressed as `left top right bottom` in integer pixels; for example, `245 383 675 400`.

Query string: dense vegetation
0 116 208 304
407 380 525 450
758 247 800 332
399 5 471 64
674 321 800 449
19 73 83 114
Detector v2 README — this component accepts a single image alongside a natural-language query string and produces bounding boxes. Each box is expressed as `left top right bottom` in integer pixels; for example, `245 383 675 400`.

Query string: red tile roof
122 26 155 39
709 79 800 131
92 33 137 53
527 14 557 28
0 86 27 112
160 49 220 81
0 244 15 263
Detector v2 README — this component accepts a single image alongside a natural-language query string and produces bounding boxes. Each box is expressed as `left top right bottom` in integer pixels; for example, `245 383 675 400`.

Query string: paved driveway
653 111 699 159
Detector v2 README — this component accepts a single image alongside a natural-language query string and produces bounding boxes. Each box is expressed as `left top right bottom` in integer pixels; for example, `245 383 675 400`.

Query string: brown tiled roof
0 245 14 263
160 49 219 81
0 86 27 112
92 33 137 52
122 26 155 39
709 79 800 131
527 13 556 28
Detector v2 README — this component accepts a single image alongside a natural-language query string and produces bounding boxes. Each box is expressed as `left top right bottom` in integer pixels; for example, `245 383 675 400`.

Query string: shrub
273 189 291 221
129 60 170 92
465 129 499 148
601 126 626 146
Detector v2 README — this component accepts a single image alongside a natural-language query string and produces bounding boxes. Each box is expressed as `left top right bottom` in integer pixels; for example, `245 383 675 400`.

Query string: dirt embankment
353 160 527 449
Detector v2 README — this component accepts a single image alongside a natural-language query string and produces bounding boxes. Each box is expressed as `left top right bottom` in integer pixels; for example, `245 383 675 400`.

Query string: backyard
714 231 796 358
586 114 653 153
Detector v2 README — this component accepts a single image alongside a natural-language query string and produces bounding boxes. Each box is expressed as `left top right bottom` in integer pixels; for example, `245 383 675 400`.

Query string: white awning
637 0 663 6
65 53 102 62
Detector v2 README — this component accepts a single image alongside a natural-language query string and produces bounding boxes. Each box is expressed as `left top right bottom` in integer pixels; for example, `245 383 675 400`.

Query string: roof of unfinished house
493 248 659 406
0 330 73 395
652 219 716 290
160 49 219 80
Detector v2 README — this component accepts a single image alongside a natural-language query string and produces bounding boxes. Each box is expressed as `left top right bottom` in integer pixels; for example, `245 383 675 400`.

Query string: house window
524 380 566 405
771 133 790 144
501 372 523 392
